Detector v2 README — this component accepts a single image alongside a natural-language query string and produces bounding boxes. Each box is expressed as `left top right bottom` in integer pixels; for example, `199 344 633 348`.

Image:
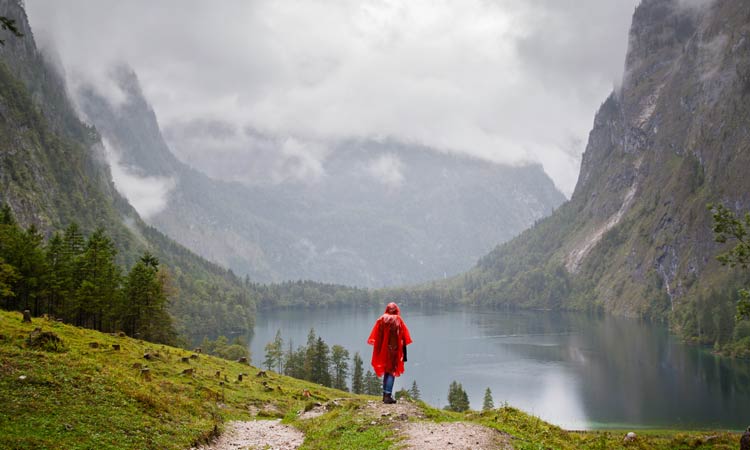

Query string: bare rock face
472 0 750 327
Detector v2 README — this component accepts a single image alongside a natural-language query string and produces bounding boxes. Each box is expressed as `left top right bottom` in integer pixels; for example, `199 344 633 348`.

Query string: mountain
0 0 255 340
76 67 565 288
445 0 750 350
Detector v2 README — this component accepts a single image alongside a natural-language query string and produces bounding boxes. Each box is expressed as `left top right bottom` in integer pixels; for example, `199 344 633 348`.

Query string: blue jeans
383 373 395 394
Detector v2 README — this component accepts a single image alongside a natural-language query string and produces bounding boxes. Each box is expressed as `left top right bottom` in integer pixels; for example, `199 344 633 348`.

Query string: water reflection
249 305 750 430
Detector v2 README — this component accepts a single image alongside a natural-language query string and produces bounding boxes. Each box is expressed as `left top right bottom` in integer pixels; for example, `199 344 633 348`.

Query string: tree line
263 328 421 398
0 204 175 344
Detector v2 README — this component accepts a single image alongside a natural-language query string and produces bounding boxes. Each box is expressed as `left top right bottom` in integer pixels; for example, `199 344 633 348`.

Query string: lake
249 304 750 430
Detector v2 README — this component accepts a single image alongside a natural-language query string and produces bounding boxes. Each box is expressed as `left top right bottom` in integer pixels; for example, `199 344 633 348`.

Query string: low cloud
365 153 404 189
102 139 176 219
27 0 640 196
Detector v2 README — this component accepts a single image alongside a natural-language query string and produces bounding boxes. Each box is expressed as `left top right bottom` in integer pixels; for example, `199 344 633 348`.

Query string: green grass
0 310 740 449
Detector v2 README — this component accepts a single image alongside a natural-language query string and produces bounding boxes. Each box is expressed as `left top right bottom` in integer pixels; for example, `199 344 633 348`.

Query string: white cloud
26 0 640 196
102 139 176 219
366 153 404 188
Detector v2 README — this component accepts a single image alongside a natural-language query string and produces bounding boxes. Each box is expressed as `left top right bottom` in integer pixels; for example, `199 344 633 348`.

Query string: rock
237 357 248 364
624 432 637 442
256 370 267 377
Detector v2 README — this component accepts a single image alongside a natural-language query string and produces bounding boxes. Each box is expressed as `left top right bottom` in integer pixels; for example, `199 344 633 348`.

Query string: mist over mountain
76 66 565 287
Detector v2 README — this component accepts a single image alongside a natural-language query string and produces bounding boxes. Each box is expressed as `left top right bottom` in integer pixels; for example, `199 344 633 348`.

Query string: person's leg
382 373 396 403
382 373 395 394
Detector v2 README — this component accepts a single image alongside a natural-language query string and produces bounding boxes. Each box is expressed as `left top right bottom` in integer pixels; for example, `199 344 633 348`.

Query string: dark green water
249 305 750 430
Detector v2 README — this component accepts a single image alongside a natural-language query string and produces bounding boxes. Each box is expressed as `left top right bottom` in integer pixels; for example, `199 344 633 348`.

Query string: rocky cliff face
467 0 750 345
77 67 565 287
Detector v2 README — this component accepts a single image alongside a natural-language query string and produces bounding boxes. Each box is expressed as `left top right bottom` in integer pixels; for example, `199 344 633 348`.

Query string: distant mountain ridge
77 67 565 287
0 0 255 340
437 0 750 351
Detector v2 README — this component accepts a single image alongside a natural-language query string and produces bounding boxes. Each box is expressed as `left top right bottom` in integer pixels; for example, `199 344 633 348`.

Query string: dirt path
400 421 513 450
193 400 511 450
363 399 513 450
192 419 304 450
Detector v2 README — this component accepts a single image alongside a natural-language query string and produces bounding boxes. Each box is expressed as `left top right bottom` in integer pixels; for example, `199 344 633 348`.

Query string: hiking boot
383 393 397 404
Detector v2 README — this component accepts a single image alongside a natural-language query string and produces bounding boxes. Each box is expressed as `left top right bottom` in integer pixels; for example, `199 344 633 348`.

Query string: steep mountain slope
0 0 255 340
453 0 750 347
76 67 565 287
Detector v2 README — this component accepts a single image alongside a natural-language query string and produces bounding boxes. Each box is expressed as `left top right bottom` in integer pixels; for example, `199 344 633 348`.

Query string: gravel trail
193 419 304 450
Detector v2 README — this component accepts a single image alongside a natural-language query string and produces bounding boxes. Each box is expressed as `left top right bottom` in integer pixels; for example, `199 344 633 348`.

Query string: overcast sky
27 0 640 196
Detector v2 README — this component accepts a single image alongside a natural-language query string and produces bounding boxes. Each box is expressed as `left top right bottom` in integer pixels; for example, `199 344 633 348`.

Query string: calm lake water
248 305 750 430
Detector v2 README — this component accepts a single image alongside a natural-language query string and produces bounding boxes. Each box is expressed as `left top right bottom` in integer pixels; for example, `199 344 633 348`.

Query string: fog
27 0 640 196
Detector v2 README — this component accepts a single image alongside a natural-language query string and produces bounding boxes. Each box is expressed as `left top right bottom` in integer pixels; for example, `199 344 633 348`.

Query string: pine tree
447 381 470 412
264 329 284 371
76 228 120 331
302 328 317 380
283 341 306 380
364 370 381 395
351 352 364 394
482 387 494 411
123 252 175 343
0 257 19 300
409 380 421 400
310 337 331 386
330 345 350 391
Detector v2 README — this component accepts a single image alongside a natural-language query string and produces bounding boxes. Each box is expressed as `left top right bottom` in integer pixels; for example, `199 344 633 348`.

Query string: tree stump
215 370 221 379
112 344 121 351
140 368 151 381
143 353 153 360
180 357 190 363
88 342 99 349
22 310 32 323
194 347 202 354
182 368 194 376
132 363 143 369
256 370 267 378
237 374 243 382
237 357 248 364
190 354 199 360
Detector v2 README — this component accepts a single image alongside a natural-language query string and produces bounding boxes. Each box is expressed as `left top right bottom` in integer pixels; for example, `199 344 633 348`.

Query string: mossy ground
0 310 740 449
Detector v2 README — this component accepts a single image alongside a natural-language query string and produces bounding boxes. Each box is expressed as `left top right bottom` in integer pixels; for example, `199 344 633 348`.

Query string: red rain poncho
367 302 412 377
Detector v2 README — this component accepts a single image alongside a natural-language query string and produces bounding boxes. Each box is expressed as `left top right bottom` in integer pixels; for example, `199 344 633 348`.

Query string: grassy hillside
0 310 739 449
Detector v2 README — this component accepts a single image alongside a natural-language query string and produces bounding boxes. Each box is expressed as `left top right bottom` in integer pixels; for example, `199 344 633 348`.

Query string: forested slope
0 0 254 341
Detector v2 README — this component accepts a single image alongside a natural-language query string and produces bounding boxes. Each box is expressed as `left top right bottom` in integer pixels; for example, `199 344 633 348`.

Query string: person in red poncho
367 302 412 404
